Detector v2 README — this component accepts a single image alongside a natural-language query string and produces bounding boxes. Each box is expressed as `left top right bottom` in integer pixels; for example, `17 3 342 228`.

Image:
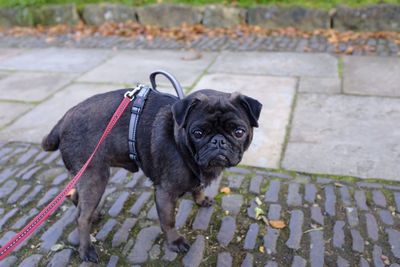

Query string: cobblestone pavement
1 142 400 266
0 34 399 57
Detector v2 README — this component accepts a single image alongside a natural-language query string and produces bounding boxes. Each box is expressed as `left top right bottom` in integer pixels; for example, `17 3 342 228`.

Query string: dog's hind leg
75 165 110 263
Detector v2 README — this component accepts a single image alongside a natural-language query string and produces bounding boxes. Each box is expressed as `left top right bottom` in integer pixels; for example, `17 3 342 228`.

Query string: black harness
127 70 184 162
128 85 151 161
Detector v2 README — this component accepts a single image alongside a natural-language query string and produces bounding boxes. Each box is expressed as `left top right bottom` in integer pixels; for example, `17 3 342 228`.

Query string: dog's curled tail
41 122 61 151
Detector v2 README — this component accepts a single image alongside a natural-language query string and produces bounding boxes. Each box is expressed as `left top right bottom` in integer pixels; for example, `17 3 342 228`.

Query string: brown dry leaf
0 22 399 55
381 255 390 265
220 187 231 194
345 46 354 55
269 220 286 229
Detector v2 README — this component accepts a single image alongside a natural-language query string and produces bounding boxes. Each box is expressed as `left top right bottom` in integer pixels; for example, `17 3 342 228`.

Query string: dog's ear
234 93 262 128
172 93 208 128
171 97 200 128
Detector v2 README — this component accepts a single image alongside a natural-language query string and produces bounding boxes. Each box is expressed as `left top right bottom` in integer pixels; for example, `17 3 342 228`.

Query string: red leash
0 94 134 261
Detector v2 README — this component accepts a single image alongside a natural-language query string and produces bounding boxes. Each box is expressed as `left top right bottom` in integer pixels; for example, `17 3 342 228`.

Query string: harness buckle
124 84 145 100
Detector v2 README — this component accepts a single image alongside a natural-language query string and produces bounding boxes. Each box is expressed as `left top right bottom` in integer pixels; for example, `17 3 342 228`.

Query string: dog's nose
211 134 227 149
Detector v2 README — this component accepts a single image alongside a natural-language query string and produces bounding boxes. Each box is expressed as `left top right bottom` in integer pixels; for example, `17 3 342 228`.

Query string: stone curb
0 3 399 31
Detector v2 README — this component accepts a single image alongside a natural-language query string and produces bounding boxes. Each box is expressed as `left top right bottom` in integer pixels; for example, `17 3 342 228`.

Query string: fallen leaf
254 207 264 220
345 46 354 54
0 22 399 57
90 235 97 243
259 245 265 253
381 255 390 265
220 187 231 194
269 220 286 229
334 182 343 187
50 243 64 252
255 197 262 206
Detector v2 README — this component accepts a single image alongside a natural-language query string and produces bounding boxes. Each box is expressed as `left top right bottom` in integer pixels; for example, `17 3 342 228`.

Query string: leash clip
124 84 145 100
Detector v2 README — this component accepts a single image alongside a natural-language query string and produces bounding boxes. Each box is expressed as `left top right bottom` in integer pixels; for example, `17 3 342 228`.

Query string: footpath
0 39 399 266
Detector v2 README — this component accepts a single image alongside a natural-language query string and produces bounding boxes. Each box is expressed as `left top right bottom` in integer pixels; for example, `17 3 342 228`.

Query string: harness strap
128 86 151 161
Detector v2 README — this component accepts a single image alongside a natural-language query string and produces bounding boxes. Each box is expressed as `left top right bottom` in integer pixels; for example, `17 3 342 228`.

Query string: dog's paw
197 196 214 207
79 244 99 263
168 236 190 253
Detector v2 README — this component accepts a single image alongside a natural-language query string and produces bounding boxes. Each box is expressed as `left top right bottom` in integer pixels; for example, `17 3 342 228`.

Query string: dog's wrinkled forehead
172 89 262 129
192 92 236 113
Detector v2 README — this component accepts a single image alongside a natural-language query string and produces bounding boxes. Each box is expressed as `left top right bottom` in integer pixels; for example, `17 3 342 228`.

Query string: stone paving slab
282 93 400 180
0 49 23 61
0 72 76 102
0 48 112 73
209 51 338 77
0 83 116 143
343 56 400 97
193 73 296 169
298 77 341 94
0 102 33 128
0 72 7 80
77 50 217 87
0 47 398 183
0 143 399 266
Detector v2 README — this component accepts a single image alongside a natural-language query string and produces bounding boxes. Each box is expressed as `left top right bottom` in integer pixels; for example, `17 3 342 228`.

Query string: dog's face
172 89 262 172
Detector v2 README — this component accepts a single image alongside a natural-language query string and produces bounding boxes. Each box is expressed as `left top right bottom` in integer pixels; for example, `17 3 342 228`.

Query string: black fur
42 88 262 262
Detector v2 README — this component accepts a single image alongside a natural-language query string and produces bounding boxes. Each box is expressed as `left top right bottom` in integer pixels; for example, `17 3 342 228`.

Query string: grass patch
0 0 399 9
337 56 344 79
279 78 298 169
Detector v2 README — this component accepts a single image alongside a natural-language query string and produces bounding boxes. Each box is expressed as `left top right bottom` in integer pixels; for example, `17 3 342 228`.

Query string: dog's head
172 89 262 172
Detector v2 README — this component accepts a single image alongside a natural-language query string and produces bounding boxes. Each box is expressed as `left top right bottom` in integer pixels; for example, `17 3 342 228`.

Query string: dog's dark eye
234 128 245 138
193 130 203 139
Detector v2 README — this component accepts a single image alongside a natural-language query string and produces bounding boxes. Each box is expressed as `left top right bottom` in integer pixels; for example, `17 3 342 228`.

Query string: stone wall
0 3 399 32
82 4 138 25
247 6 329 31
333 4 400 31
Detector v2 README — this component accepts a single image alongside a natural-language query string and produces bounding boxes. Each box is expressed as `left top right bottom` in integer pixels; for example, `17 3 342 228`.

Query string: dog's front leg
192 186 214 207
155 185 190 253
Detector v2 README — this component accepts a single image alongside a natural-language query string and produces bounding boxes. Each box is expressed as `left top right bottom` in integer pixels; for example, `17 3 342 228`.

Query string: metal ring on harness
149 70 185 99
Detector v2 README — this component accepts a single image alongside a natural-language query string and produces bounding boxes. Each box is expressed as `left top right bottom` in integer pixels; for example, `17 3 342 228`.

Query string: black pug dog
42 87 262 262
